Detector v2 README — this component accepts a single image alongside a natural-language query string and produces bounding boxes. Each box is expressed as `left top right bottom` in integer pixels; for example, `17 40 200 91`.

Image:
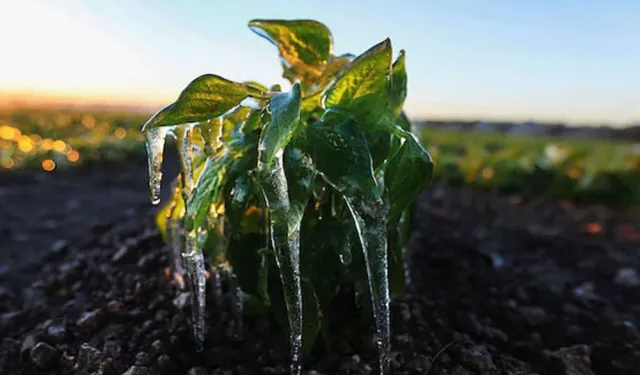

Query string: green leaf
155 196 176 243
343 194 390 374
389 50 407 116
258 250 271 305
302 281 322 357
258 83 302 169
385 128 431 299
367 130 392 171
385 128 434 223
257 84 305 374
317 54 354 86
185 153 228 231
200 118 223 153
304 108 379 197
396 111 412 132
322 39 392 126
202 214 228 266
222 106 251 143
227 233 264 297
284 147 316 221
389 112 413 158
243 81 269 92
301 90 323 115
224 174 252 229
387 226 403 297
142 74 269 130
241 109 264 141
249 19 333 82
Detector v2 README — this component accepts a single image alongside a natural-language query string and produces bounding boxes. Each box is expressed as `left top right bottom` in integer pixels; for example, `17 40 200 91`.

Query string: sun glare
0 0 147 99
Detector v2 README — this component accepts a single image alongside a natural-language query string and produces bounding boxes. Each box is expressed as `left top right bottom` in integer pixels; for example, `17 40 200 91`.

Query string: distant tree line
417 120 640 142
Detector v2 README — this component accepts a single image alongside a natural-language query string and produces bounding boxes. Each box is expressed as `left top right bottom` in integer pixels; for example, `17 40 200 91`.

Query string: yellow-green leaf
249 19 333 83
142 74 269 130
322 39 393 126
389 50 407 116
385 128 434 222
258 83 302 169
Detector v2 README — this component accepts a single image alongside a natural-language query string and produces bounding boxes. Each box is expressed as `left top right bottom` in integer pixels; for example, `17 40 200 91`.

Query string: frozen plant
141 19 433 375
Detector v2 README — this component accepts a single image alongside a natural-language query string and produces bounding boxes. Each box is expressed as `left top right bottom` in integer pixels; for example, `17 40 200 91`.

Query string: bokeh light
52 140 67 153
67 150 80 162
18 136 34 152
114 127 127 139
41 159 56 171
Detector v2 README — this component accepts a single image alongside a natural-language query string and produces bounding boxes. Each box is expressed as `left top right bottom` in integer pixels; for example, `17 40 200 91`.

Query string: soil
1 151 639 375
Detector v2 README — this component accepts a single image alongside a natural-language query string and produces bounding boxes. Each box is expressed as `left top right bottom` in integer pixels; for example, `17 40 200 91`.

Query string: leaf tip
248 19 270 40
292 82 302 96
382 37 392 49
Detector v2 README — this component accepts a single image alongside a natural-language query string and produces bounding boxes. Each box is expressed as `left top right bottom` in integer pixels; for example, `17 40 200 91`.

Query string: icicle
260 154 303 375
176 126 194 195
228 273 244 339
173 124 207 350
170 217 185 284
144 127 169 205
345 196 391 375
210 267 223 314
182 229 207 351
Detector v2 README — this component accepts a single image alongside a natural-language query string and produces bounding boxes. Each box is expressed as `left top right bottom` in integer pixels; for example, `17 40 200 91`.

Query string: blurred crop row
2 105 638 206
422 127 640 206
0 106 148 171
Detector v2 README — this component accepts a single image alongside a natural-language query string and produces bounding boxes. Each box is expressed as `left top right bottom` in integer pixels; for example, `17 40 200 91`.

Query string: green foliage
0 106 148 171
142 74 270 130
421 128 640 206
142 18 433 373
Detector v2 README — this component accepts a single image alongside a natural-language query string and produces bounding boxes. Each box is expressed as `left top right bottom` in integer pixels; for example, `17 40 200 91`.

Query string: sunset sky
1 0 638 125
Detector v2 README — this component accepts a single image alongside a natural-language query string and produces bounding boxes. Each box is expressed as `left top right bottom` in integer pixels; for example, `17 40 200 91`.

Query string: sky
0 0 638 125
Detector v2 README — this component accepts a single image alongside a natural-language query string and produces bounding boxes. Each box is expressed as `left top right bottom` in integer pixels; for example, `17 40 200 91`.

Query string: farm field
3 105 638 206
1 105 639 374
421 127 640 206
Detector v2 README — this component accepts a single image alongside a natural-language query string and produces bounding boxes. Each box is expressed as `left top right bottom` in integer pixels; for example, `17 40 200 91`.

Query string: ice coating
345 196 391 375
260 155 303 375
144 127 169 205
240 96 263 110
200 118 223 155
210 268 223 313
183 229 207 351
228 273 244 338
177 126 194 195
170 216 185 280
173 124 208 350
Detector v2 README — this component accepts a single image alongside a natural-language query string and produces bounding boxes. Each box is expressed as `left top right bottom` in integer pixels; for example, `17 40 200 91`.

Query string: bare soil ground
1 154 639 375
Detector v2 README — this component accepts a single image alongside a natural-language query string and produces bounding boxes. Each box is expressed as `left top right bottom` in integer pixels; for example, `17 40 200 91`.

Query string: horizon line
1 90 637 128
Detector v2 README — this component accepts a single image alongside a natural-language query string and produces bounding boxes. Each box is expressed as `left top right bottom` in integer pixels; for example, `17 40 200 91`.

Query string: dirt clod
29 341 59 369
